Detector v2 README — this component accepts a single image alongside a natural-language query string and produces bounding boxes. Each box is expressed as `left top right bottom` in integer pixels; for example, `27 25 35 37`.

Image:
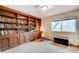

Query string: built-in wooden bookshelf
18 14 28 33
28 18 36 31
0 15 18 35
0 5 41 51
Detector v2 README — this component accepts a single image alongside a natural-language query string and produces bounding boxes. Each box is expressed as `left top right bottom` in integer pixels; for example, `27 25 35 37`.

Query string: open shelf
0 22 17 24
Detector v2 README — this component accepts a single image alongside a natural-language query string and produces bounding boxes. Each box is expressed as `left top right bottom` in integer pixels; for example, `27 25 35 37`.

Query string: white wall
41 9 79 45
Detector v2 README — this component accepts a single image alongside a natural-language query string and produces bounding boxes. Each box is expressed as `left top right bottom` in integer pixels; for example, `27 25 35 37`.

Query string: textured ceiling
4 5 79 18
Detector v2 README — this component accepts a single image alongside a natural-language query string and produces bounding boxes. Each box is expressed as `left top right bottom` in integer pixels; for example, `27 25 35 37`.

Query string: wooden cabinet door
0 39 1 50
19 35 25 44
1 38 9 50
24 36 30 43
32 31 39 40
38 31 42 38
29 33 34 41
10 36 18 48
33 31 42 40
24 33 31 42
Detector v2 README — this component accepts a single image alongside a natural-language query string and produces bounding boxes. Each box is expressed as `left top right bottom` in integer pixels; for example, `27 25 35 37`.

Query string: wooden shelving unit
28 18 36 31
0 15 18 35
0 5 41 51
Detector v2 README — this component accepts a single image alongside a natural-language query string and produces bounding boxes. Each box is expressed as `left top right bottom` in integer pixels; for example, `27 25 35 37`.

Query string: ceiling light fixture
40 5 48 10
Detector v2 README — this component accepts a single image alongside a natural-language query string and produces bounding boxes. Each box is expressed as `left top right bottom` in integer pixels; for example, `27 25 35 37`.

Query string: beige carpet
2 40 79 53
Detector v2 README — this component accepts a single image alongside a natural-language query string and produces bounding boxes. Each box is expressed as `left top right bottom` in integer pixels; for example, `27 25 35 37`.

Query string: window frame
51 16 77 33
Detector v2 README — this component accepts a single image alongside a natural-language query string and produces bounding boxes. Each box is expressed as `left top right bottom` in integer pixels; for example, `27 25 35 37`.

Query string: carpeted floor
2 40 79 53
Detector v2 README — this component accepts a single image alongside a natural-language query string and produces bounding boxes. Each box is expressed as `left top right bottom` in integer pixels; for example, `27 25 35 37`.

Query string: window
51 17 76 32
51 21 61 31
62 20 76 32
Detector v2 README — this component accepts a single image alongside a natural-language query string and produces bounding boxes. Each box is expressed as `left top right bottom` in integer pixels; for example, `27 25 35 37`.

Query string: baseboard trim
69 44 79 48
